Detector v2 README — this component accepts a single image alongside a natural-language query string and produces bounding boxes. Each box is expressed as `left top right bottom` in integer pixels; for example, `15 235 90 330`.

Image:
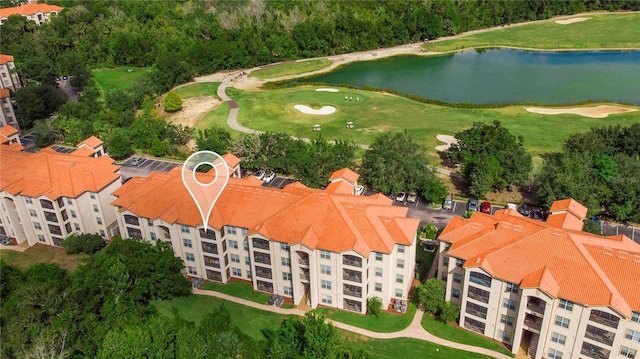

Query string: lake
299 49 640 105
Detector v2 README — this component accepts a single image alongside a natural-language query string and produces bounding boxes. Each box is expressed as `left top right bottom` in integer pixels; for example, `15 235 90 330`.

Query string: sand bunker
316 88 339 92
525 105 638 119
555 17 591 25
435 134 458 152
294 105 336 115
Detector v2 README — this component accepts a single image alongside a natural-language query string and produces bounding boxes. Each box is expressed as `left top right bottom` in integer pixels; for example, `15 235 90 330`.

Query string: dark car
466 198 479 211
531 209 543 221
520 204 530 217
480 201 492 214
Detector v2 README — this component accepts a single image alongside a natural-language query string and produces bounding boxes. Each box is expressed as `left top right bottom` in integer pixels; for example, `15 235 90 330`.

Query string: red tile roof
329 168 359 185
439 203 640 316
222 153 241 168
0 144 120 200
549 198 588 220
0 54 14 65
0 3 62 18
0 88 9 98
0 125 18 138
112 167 418 256
78 135 103 149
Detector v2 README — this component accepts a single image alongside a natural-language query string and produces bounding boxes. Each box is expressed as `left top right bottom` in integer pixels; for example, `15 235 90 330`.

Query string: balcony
202 242 218 254
467 286 490 304
526 298 546 316
343 299 362 312
199 228 216 240
254 252 271 265
581 343 610 359
252 238 270 250
343 284 362 298
204 255 221 268
124 214 140 226
299 258 309 266
589 310 620 329
343 269 362 283
44 211 58 223
257 280 273 293
255 266 272 279
585 325 614 347
299 271 310 281
40 199 54 210
343 255 363 268
523 314 542 332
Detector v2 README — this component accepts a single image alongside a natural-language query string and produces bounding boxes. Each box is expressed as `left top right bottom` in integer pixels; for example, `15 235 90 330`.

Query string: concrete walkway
192 288 512 359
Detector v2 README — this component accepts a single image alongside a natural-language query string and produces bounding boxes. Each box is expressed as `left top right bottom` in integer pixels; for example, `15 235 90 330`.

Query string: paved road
192 288 512 359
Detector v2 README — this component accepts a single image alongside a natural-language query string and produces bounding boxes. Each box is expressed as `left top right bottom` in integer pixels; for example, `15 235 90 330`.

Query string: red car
480 201 492 214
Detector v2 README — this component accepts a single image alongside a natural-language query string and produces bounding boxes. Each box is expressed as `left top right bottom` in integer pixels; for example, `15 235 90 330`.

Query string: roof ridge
328 195 365 255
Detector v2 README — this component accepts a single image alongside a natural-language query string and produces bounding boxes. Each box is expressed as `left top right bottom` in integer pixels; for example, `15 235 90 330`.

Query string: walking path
192 288 512 359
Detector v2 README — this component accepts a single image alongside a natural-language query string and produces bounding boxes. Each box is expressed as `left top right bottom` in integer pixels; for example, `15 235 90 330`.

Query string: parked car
0 235 12 245
531 209 544 221
254 170 265 180
355 185 365 195
442 194 453 210
395 192 406 202
504 203 517 210
407 191 418 203
480 201 492 214
263 171 276 183
466 198 479 211
131 157 143 166
519 204 530 217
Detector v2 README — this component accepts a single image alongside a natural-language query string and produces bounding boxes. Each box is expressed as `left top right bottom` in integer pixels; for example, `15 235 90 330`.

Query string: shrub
366 297 383 318
61 233 105 254
163 91 183 112
439 301 460 323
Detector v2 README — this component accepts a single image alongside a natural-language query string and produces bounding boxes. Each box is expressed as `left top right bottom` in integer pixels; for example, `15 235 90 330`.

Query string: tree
61 233 105 254
366 297 383 318
105 128 134 160
163 91 183 112
196 127 232 153
414 278 445 314
449 121 532 196
301 312 341 359
13 85 68 129
438 302 460 323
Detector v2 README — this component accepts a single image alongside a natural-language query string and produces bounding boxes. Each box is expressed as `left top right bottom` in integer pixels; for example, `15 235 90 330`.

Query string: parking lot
261 176 297 189
119 156 181 179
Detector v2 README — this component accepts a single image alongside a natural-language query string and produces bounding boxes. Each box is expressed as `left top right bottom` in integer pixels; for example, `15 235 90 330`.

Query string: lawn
252 59 332 80
315 302 417 333
172 82 220 99
425 13 640 52
0 244 88 271
416 240 438 282
200 280 271 304
92 66 152 93
421 312 513 357
220 86 640 159
194 102 231 131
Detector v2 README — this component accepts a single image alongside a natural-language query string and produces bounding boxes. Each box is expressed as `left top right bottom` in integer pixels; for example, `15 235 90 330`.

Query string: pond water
300 49 640 105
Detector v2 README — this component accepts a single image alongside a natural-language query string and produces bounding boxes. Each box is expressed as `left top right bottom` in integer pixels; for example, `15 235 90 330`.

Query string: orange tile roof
0 3 62 18
329 168 359 184
0 144 120 200
440 200 640 316
325 180 355 194
222 153 241 168
0 54 14 65
0 125 18 138
78 135 103 149
112 167 418 256
0 88 9 98
546 212 584 231
549 198 588 220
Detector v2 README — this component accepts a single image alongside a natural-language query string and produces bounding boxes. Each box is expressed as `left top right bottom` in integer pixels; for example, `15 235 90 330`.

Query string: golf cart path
192 288 512 359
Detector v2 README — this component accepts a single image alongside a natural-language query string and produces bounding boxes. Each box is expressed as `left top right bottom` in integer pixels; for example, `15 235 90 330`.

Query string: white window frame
397 244 405 253
232 267 241 276
375 267 382 277
320 250 331 259
621 346 637 359
321 280 331 290
282 257 291 267
503 298 516 310
229 240 238 249
183 238 192 248
374 283 382 292
375 252 383 261
395 289 403 297
282 272 292 281
558 299 573 311
626 329 640 342
397 259 404 268
320 265 331 275
551 332 566 345
321 295 332 304
185 253 195 261
554 315 570 329
230 254 240 263
548 348 562 359
631 311 640 323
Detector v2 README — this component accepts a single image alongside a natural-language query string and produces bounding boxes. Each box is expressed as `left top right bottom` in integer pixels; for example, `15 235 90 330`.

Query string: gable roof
0 143 120 200
0 54 14 65
0 125 18 138
78 135 103 149
221 153 241 168
0 3 62 18
329 168 359 185
0 88 9 98
112 167 418 257
439 203 640 316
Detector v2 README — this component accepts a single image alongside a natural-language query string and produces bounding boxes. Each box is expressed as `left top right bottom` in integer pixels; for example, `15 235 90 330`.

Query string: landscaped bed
316 302 417 333
200 280 271 304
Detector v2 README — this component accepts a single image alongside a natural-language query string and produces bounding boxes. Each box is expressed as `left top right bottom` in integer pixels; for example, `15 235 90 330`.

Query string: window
558 299 573 311
90 193 95 199
25 197 33 204
505 282 519 293
321 280 331 290
469 272 492 287
375 252 382 261
321 295 332 304
375 267 382 277
150 232 157 240
229 240 238 249
395 289 403 297
626 329 640 342
548 348 562 359
443 257 449 266
498 330 511 343
397 244 405 253
188 266 197 275
453 274 462 283
226 226 237 235
397 259 404 268
282 258 291 267
320 265 331 275
185 253 195 261
148 219 154 226
247 270 252 279
452 289 461 298
99 230 105 237
37 234 45 242
282 272 292 281
244 241 249 250
503 298 516 310
621 346 637 359
34 222 41 230
455 258 464 267
241 228 247 236
555 315 570 329
320 250 330 259
92 204 99 212
465 302 488 319
284 286 293 296
500 315 514 327
232 268 242 276
96 217 102 225
374 283 382 292
181 225 190 233
70 210 76 218
396 274 403 283
230 254 240 263
29 209 37 217
280 243 289 251
74 223 80 231
551 332 566 345
183 239 193 248
632 311 640 323
467 286 490 303
245 256 250 265
66 198 72 205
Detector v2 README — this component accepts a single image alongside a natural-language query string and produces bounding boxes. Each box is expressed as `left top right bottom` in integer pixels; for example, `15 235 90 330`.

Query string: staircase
528 333 540 359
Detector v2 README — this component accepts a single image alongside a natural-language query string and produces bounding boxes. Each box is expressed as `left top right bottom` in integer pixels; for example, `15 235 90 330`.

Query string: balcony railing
467 289 490 304
300 272 310 281
343 256 363 268
299 259 309 266
343 289 362 298
343 273 362 283
585 325 614 346
581 346 610 359
254 253 271 265
199 228 216 240
204 256 221 268
256 271 272 279
202 242 218 254
124 215 140 226
589 311 620 329
526 300 546 315
523 315 542 331
253 238 270 250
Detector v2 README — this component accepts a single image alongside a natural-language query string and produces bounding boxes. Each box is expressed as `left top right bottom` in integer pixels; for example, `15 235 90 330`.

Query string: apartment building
438 198 640 359
0 55 22 91
0 88 18 129
0 3 63 26
0 123 20 146
112 166 419 313
0 139 121 246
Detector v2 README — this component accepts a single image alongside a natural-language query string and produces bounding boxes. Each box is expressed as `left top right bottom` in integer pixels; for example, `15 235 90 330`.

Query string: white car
254 170 265 180
263 171 276 183
355 185 365 195
395 192 406 202
407 191 417 203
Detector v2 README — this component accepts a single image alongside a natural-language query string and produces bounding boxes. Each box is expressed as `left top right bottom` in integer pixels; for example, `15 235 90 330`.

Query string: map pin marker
181 151 230 232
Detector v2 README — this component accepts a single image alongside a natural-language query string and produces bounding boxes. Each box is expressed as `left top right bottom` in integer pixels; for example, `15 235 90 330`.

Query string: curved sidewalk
192 288 512 359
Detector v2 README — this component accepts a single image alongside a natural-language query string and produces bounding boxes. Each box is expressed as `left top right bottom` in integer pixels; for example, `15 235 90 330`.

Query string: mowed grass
416 240 438 282
92 67 152 93
201 281 271 304
426 13 640 52
222 86 640 158
421 313 513 357
316 302 417 333
0 244 88 271
252 59 332 80
195 102 232 131
172 82 220 99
